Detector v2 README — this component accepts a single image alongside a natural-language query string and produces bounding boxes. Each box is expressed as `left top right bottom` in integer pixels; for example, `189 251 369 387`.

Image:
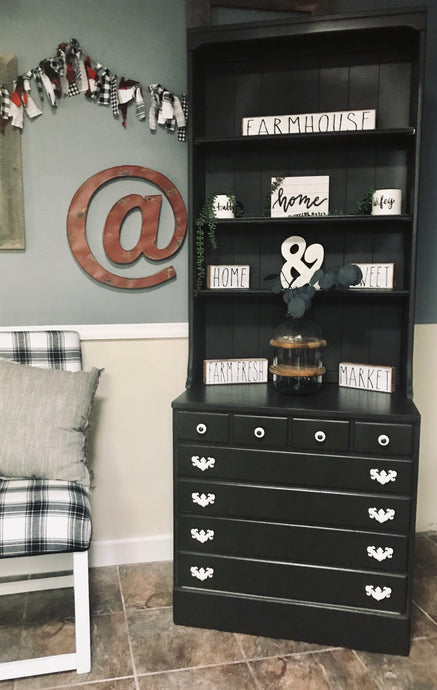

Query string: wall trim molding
0 323 189 340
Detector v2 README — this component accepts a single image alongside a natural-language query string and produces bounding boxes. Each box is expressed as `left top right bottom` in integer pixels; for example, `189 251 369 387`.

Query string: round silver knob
315 430 326 443
196 423 207 435
254 426 265 439
378 434 390 447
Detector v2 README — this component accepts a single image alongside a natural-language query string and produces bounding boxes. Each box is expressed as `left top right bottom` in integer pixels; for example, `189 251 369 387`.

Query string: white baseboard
0 535 173 578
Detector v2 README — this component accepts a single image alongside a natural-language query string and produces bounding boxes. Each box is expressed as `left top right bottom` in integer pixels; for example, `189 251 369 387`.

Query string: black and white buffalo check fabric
0 330 82 370
0 479 91 557
0 330 91 557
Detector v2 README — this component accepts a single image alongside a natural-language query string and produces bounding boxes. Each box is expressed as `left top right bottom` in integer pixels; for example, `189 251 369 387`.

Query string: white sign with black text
271 176 329 218
207 265 250 289
351 263 395 289
204 358 268 385
242 110 376 137
339 362 395 393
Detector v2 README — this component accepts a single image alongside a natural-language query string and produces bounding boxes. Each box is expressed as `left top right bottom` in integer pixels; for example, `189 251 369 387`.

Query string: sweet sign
339 362 395 393
271 176 329 218
242 110 376 136
351 263 395 289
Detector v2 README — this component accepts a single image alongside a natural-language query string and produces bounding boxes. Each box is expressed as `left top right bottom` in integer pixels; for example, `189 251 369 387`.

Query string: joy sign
280 235 325 289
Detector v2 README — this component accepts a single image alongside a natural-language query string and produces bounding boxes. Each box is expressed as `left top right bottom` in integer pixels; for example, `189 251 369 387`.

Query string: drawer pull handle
368 507 395 524
370 469 398 485
191 456 216 471
190 566 214 582
191 492 215 508
191 528 215 543
254 426 265 439
367 546 394 562
314 430 326 443
378 434 390 447
196 423 207 435
365 585 392 601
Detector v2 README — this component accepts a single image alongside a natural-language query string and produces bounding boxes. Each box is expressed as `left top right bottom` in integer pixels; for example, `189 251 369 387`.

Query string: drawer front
179 480 411 531
175 411 230 443
293 418 350 451
232 415 288 448
178 445 412 493
179 515 408 572
353 422 414 457
179 554 407 614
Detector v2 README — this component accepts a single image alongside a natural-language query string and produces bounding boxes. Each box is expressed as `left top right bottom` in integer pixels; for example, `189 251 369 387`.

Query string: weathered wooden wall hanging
0 55 25 250
67 165 187 288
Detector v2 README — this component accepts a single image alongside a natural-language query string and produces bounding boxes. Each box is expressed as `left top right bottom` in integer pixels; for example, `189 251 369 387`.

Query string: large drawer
352 422 414 457
178 479 411 531
178 553 407 614
178 514 409 572
178 445 412 493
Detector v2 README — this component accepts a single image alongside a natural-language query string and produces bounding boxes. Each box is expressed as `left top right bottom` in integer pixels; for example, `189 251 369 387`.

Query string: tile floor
0 533 437 689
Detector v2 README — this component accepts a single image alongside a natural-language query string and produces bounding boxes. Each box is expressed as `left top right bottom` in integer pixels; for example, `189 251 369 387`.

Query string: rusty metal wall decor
67 165 187 289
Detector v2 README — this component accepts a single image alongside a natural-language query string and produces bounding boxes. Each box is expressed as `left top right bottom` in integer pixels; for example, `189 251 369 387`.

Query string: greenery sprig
266 263 363 318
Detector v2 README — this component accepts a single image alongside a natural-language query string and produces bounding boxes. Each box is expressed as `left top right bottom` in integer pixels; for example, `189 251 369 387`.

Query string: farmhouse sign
204 358 268 385
207 265 250 289
351 263 395 289
271 176 329 218
242 109 376 136
339 362 395 393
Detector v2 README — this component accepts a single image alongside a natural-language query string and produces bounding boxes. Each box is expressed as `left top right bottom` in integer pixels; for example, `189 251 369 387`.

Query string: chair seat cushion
0 479 91 558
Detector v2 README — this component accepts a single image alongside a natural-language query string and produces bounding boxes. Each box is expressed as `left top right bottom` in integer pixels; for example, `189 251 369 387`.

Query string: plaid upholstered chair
0 330 100 681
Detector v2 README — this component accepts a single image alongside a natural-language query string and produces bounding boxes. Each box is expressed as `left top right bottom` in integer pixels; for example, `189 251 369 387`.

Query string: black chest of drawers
172 385 420 655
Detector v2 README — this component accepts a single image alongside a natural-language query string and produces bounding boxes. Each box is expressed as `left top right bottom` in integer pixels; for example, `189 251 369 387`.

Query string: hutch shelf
172 7 426 655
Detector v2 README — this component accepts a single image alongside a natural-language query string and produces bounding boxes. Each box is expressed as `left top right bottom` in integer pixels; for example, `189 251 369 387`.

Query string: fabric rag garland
0 37 187 141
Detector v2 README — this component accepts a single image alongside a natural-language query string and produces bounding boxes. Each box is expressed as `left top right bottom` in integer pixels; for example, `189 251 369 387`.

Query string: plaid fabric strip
0 86 10 120
94 69 111 106
32 67 45 102
177 93 188 142
0 330 82 371
110 74 119 118
0 479 91 557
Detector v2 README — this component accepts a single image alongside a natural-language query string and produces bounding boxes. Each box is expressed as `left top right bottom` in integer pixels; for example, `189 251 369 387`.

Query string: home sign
242 109 376 136
207 265 250 289
271 176 329 218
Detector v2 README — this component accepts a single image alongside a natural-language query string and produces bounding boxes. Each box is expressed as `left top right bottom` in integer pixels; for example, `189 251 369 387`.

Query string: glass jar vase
269 316 326 395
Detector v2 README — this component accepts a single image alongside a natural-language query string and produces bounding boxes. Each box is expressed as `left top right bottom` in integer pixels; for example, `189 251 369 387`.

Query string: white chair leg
73 550 91 673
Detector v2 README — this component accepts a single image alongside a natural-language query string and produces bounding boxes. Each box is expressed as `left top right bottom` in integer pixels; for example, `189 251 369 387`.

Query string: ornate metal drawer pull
377 434 390 447
254 426 265 439
196 423 207 435
365 585 392 601
190 566 214 581
368 507 395 523
367 546 394 562
191 455 216 471
191 492 215 508
370 468 398 485
191 528 215 543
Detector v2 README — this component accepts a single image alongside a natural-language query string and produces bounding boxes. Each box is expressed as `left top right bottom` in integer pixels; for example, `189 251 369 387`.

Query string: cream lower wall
81 336 188 567
76 325 436 568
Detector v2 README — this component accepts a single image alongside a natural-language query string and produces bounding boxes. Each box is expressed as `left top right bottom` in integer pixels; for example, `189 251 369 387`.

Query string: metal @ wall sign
67 165 187 289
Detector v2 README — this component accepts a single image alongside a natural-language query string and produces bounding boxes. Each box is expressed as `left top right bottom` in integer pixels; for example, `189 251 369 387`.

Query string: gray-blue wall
0 0 187 326
1 0 436 325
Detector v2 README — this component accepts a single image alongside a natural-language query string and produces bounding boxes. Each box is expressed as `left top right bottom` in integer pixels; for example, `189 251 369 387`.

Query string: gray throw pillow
0 357 101 487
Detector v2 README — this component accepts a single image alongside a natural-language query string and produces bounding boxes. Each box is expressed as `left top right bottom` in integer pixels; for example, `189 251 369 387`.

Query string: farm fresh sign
242 110 376 136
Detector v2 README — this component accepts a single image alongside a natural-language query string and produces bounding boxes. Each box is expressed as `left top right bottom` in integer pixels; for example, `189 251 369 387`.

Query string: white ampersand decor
280 235 324 289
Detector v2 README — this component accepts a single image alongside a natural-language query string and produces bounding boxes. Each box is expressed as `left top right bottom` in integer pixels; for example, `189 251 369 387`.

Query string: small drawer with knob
232 415 288 448
175 411 230 443
352 422 414 457
292 418 349 452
